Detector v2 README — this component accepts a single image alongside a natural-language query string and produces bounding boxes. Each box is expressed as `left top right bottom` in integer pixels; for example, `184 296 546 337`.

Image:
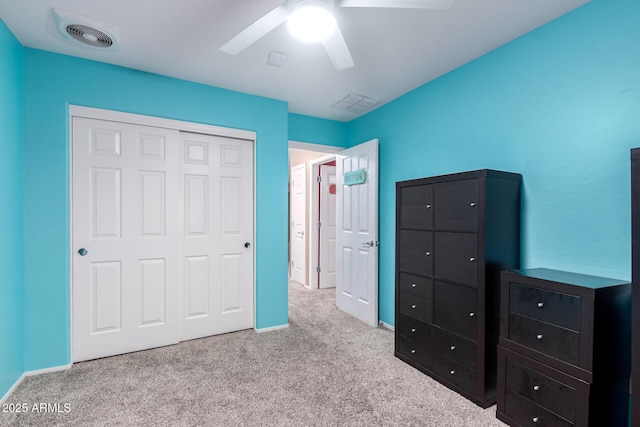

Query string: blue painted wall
288 113 348 147
0 20 24 397
23 49 289 370
349 0 640 326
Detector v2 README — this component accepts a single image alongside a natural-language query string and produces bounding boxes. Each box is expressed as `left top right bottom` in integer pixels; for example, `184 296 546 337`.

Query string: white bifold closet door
72 118 253 362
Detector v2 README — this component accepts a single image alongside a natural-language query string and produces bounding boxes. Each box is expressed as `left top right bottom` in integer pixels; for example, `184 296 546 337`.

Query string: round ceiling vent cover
66 24 113 48
52 8 119 50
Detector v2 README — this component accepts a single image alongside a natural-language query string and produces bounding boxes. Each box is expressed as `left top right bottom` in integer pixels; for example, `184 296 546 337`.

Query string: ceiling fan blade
322 25 354 70
339 0 453 9
219 4 290 55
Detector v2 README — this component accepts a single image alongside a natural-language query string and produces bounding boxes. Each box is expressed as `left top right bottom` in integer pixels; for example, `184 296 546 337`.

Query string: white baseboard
255 323 289 333
1 373 26 405
0 363 72 404
379 320 395 331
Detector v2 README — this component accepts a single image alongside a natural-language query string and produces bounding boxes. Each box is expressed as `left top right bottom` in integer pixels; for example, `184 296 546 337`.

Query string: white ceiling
0 0 589 122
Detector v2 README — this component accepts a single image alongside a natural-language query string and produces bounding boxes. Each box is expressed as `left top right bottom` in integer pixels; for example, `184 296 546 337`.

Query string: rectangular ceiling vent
331 94 378 114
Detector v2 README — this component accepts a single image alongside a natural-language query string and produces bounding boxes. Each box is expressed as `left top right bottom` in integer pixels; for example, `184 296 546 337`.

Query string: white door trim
68 105 257 362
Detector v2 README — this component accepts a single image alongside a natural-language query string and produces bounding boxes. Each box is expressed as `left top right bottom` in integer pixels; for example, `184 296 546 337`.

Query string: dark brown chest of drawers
497 269 631 426
395 169 521 407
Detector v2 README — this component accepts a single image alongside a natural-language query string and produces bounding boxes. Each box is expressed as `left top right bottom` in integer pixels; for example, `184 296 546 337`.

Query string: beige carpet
0 281 505 426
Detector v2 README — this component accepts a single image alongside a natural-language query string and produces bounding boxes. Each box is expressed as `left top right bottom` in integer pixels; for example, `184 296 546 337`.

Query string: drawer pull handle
426 251 431 256
533 385 540 391
536 334 543 340
469 312 475 317
411 349 416 354
411 328 416 333
450 345 456 351
537 302 544 308
532 417 539 423
426 204 431 209
411 305 416 309
411 283 417 288
450 370 455 375
470 202 476 207
469 257 475 262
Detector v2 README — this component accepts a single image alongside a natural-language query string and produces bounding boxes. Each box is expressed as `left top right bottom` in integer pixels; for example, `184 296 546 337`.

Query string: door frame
69 105 257 362
308 154 337 289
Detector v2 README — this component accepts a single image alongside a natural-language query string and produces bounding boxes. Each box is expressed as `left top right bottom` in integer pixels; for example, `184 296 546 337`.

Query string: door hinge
316 266 321 273
317 221 321 229
316 176 322 183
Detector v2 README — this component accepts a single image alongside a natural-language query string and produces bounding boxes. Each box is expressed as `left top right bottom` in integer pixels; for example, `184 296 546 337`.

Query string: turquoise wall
288 113 348 147
349 0 640 326
23 49 290 370
0 20 24 397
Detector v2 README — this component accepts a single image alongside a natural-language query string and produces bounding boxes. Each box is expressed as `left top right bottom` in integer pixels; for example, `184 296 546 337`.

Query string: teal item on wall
0 19 25 399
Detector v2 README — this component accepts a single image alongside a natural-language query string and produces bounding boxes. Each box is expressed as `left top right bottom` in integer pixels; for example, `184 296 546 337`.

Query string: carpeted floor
1 282 505 426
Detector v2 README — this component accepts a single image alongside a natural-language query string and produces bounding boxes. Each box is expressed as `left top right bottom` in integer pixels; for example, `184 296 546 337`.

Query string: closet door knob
469 257 475 262
426 204 431 209
470 202 476 207
244 242 251 248
537 302 544 308
450 370 455 375
532 417 539 423
533 385 540 391
450 345 456 351
411 328 416 333
469 312 475 317
78 248 88 256
425 251 431 256
411 305 416 309
536 334 543 340
411 283 417 288
411 349 416 354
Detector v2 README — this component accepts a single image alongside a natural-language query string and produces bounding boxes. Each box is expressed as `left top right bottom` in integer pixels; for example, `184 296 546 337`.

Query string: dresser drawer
434 281 477 340
434 179 478 232
434 232 478 286
396 313 431 346
433 354 476 396
398 272 433 300
397 335 431 370
510 283 580 331
433 326 476 369
504 390 573 427
508 313 579 365
399 293 432 323
399 184 433 230
398 230 433 276
506 358 576 423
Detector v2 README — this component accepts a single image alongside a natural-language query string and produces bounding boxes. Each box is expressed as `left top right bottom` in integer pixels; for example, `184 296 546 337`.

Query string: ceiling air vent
331 94 378 114
53 9 119 50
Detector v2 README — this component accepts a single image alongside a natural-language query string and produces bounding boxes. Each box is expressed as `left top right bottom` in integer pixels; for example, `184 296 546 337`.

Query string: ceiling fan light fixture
287 2 337 43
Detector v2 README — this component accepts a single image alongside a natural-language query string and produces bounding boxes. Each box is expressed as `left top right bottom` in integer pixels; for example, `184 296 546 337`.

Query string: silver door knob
426 204 431 209
536 334 543 340
470 202 476 207
537 302 544 308
450 346 456 351
469 312 475 317
533 385 540 391
469 257 475 262
532 417 539 423
78 248 88 256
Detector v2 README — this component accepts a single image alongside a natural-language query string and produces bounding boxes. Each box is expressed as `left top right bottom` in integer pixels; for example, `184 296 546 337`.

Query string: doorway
288 142 342 289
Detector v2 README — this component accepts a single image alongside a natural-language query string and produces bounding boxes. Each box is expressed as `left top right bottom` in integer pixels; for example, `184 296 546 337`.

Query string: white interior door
319 164 337 289
336 139 379 327
180 132 254 341
72 117 180 362
290 163 307 285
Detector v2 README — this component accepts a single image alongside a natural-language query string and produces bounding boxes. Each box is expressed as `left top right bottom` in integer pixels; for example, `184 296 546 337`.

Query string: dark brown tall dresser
395 169 521 407
631 147 640 426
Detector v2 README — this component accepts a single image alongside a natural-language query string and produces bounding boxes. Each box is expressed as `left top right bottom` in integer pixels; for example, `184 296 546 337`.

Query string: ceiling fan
219 0 454 70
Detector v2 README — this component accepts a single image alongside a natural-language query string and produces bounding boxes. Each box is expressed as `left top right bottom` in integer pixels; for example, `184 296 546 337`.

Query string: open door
290 163 307 285
336 139 378 327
